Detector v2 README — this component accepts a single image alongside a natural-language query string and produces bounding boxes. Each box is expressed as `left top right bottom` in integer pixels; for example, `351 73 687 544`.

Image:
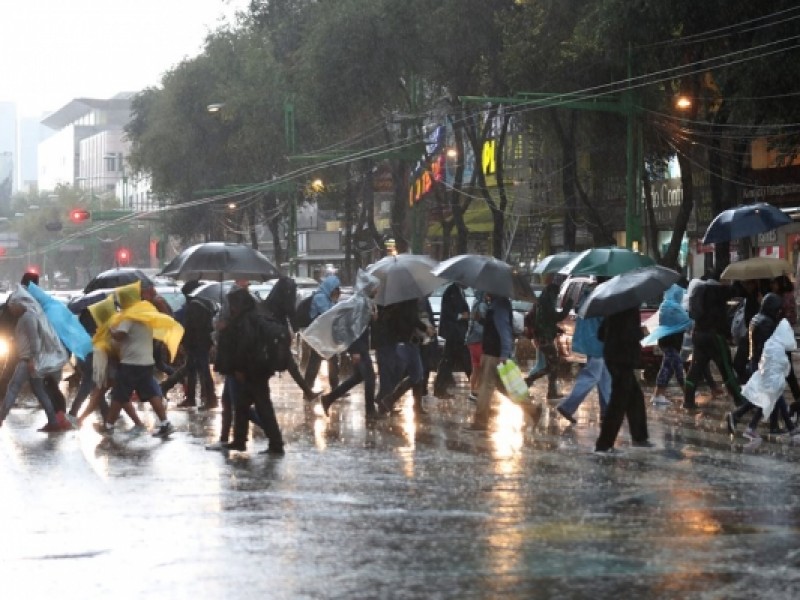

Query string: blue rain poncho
27 282 93 360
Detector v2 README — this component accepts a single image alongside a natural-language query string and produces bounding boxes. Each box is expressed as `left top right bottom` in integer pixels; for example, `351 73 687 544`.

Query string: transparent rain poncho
8 284 69 377
741 318 797 417
300 270 380 360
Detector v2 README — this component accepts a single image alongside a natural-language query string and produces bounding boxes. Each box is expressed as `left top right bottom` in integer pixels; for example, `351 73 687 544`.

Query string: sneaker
263 444 285 456
725 412 737 435
303 390 322 402
126 425 147 437
321 394 333 416
66 414 79 429
650 394 671 406
38 422 62 433
631 440 656 448
93 422 114 437
152 422 176 438
468 393 478 404
206 441 228 451
743 428 760 441
221 441 247 451
556 406 577 425
593 447 623 456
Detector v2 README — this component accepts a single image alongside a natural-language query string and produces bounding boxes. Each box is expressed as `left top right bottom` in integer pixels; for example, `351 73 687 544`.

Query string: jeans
184 348 214 403
473 355 503 427
395 343 424 385
685 331 746 406
656 347 684 388
70 354 96 416
326 352 376 411
304 350 339 390
232 376 283 449
558 357 610 417
375 345 399 403
0 361 57 425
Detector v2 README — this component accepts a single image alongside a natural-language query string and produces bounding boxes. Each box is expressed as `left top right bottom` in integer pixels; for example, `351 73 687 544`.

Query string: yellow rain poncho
92 281 184 361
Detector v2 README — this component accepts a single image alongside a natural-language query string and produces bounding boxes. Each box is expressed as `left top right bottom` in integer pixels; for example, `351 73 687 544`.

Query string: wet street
3 366 800 599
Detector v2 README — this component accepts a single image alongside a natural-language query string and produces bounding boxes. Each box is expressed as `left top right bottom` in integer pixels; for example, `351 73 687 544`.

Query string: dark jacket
481 296 514 359
261 276 297 326
748 292 783 371
438 283 469 340
535 282 572 341
599 307 642 368
183 296 215 350
216 288 266 379
383 299 427 345
694 281 738 335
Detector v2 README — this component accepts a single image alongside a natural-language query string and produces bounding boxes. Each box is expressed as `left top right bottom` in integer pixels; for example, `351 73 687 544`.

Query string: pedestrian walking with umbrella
581 266 681 453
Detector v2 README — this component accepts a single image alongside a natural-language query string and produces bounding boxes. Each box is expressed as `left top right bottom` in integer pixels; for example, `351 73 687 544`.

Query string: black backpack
255 314 292 373
292 295 314 330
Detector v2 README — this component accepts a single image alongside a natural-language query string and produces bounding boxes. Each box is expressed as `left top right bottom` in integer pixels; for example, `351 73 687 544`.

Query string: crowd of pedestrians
2 262 800 456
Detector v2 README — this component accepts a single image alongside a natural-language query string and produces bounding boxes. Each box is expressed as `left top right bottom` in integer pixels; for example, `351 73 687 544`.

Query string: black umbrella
432 254 535 301
702 202 791 244
83 268 153 294
578 266 680 319
67 289 111 314
159 242 280 282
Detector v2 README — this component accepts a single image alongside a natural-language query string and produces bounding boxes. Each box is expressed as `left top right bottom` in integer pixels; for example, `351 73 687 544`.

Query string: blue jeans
376 345 398 402
557 357 610 417
395 343 424 385
0 361 57 425
70 353 96 416
327 352 376 410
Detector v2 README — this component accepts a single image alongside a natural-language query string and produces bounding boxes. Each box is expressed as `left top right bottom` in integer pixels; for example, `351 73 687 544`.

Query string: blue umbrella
702 202 791 244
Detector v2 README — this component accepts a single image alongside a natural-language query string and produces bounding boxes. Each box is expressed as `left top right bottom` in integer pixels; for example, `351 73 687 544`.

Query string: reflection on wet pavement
2 372 800 598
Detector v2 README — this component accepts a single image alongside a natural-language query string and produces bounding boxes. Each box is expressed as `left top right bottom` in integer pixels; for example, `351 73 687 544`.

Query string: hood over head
759 292 783 320
319 275 341 298
264 276 297 321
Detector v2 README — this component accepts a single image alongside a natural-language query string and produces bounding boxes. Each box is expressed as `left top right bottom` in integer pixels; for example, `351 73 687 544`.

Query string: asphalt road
2 367 800 599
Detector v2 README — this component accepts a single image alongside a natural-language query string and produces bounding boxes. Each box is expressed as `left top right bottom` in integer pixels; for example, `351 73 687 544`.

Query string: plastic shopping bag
496 359 530 405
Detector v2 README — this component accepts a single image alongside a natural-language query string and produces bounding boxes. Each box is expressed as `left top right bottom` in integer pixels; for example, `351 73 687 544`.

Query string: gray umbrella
579 266 680 319
366 254 445 306
432 254 535 301
159 242 280 282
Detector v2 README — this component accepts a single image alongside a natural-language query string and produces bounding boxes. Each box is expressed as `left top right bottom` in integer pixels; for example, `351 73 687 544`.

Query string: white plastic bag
8 285 69 377
300 270 379 360
741 319 797 416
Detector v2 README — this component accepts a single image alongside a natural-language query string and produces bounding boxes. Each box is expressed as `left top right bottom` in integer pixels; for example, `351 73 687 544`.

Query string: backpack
523 303 538 339
292 295 314 330
687 282 706 321
730 300 747 342
255 314 293 373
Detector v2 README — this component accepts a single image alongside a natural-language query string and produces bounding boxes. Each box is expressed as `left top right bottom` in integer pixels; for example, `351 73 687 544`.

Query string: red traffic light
116 247 131 266
69 208 91 223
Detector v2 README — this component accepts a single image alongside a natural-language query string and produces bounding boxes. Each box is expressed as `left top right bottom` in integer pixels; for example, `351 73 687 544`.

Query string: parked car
554 276 663 379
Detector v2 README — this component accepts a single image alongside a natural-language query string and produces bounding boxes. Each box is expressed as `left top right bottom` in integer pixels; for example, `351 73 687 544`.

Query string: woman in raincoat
317 272 381 419
642 285 692 406
727 293 800 441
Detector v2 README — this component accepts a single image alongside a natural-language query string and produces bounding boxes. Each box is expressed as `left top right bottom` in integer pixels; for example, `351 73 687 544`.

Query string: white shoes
650 394 671 406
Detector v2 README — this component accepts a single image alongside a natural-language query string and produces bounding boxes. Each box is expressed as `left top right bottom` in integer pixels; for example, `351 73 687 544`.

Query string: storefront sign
757 229 778 245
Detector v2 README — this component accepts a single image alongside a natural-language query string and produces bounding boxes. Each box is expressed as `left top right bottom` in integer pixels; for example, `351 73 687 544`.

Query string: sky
0 0 251 118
